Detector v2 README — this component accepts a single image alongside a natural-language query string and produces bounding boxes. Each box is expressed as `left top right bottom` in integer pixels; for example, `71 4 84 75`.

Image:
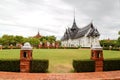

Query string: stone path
0 71 120 80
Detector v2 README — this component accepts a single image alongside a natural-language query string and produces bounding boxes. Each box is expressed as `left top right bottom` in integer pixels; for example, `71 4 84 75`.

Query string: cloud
63 0 120 39
0 0 120 40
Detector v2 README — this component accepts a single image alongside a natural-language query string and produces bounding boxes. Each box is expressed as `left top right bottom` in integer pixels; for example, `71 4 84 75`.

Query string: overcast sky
0 0 120 40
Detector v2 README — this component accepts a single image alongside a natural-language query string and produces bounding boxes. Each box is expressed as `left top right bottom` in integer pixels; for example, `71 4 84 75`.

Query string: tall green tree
47 36 56 43
0 34 57 48
117 31 120 47
100 39 117 48
118 31 120 35
24 37 40 47
0 38 4 45
1 35 15 46
14 36 24 44
40 36 56 43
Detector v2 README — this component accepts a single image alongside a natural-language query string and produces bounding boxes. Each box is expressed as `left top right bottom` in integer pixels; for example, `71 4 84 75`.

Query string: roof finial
71 8 79 30
38 28 39 32
74 8 76 23
38 28 40 35
91 19 93 23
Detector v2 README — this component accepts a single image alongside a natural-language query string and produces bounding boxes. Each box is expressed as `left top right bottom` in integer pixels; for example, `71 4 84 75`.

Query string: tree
100 39 117 48
0 38 4 45
40 36 47 43
0 34 57 48
117 31 120 47
1 35 10 46
1 35 15 46
117 37 120 46
118 31 120 35
47 36 56 43
40 36 56 43
24 37 40 48
14 36 24 44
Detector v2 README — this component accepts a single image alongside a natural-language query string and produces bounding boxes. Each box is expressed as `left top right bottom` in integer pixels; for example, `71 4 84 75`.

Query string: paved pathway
0 71 120 80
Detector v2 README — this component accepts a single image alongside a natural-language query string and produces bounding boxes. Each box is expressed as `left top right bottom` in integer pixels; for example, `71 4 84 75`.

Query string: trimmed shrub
0 60 20 72
30 60 49 73
73 60 95 72
73 59 120 72
103 47 109 50
62 47 79 49
40 47 79 49
103 47 119 51
103 59 120 71
0 60 49 73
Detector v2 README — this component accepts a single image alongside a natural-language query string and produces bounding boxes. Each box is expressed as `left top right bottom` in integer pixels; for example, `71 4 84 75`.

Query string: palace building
61 18 100 48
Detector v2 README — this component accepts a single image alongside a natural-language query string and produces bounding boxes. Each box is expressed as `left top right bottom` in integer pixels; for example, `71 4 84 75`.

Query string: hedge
30 60 49 73
0 60 49 73
0 60 20 72
103 47 119 51
73 60 95 72
73 59 120 72
39 47 79 49
103 59 120 71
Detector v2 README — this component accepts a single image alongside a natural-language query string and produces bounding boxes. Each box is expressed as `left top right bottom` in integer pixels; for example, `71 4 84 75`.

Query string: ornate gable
61 21 100 41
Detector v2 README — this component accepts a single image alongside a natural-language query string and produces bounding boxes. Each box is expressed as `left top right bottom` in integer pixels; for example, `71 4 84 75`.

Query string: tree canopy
0 34 57 48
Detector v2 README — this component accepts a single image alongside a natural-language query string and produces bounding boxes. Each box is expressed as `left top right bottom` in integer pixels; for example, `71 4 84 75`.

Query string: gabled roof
61 21 100 41
61 29 69 41
71 18 79 31
87 28 100 37
74 22 95 39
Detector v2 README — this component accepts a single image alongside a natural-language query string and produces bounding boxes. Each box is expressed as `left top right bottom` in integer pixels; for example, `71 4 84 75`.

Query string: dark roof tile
61 22 100 41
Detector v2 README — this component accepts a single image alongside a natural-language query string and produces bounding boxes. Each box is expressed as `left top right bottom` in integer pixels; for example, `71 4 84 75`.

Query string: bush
0 60 49 73
0 60 20 72
59 47 79 49
103 47 119 51
39 46 78 49
30 60 49 73
112 48 119 51
103 59 120 71
103 47 109 50
73 60 95 72
73 59 120 72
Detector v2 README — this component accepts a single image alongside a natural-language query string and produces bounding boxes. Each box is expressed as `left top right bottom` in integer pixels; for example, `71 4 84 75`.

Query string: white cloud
0 0 120 40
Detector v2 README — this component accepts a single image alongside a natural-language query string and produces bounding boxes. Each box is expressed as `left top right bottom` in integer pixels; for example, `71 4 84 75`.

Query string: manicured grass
33 49 90 73
0 49 20 60
103 50 120 59
0 49 120 73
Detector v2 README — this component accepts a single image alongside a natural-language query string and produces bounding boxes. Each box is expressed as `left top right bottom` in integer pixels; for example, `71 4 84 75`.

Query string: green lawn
0 49 120 73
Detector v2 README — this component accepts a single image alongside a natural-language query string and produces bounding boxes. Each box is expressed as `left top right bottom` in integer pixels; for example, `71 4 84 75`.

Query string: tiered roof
61 20 100 41
33 32 42 38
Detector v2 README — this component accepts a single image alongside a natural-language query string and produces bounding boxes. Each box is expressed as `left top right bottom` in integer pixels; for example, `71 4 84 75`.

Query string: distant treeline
100 31 120 50
0 34 60 48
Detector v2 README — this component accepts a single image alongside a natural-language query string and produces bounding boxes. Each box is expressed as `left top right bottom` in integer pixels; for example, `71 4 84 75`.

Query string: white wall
61 36 100 48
